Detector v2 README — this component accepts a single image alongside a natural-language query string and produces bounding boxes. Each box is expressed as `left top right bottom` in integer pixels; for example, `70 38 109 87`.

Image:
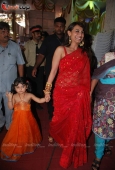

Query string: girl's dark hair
64 22 85 48
11 77 32 94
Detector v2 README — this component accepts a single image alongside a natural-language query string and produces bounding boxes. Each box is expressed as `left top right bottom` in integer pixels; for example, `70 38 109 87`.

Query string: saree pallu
92 59 115 139
49 48 92 168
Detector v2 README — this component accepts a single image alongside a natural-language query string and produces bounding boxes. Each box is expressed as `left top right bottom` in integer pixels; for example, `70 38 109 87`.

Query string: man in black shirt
32 17 66 120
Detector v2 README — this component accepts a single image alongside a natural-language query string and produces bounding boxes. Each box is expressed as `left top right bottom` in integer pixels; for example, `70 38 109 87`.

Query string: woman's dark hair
84 33 98 76
11 77 32 94
64 21 85 49
64 23 97 75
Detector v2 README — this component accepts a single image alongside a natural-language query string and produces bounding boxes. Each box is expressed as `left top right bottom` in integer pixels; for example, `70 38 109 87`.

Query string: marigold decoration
32 0 55 12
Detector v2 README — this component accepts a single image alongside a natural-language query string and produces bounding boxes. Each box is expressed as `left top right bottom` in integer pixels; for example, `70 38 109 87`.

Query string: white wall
104 0 115 31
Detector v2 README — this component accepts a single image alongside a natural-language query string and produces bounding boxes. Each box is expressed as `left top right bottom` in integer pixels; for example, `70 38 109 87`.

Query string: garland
32 0 55 11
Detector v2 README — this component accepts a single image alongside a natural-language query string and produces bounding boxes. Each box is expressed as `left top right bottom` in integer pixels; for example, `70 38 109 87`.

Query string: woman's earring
79 41 84 47
69 36 71 44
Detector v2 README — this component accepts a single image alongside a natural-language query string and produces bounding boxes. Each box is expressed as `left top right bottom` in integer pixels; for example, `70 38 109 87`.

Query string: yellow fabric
24 40 45 67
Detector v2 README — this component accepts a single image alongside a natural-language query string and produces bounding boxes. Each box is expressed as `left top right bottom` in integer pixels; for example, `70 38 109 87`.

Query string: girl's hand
45 93 50 102
6 92 13 101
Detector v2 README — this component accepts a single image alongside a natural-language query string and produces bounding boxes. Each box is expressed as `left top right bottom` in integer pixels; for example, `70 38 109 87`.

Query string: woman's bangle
46 82 52 87
43 90 51 95
8 100 12 102
43 82 52 95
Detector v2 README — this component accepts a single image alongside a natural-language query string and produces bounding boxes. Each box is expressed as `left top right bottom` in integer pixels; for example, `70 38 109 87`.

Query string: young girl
0 77 49 161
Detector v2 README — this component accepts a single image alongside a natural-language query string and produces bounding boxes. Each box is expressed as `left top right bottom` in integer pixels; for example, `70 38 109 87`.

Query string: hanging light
15 14 25 27
0 13 8 20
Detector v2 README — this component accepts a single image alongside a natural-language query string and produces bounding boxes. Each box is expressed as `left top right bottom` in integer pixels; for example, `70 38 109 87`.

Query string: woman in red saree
44 22 92 169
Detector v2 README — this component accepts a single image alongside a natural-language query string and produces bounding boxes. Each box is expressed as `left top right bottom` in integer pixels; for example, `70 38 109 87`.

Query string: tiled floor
0 103 115 170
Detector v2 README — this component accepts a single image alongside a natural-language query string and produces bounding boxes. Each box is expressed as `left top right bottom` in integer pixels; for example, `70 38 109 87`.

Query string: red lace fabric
1 102 42 161
49 48 92 168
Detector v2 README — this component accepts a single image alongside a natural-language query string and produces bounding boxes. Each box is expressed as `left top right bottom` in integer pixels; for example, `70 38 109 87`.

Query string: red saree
49 47 92 168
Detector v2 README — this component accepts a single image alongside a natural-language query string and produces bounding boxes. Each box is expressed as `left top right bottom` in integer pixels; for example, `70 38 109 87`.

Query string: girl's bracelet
8 100 12 102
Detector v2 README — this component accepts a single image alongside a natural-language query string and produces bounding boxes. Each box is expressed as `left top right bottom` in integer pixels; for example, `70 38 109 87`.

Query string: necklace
18 93 25 102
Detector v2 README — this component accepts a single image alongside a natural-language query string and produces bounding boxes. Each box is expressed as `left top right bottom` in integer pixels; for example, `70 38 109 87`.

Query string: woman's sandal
48 136 53 143
92 159 101 170
104 144 112 155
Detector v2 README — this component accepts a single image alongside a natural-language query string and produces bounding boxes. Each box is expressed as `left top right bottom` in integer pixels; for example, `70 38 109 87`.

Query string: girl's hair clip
26 80 29 83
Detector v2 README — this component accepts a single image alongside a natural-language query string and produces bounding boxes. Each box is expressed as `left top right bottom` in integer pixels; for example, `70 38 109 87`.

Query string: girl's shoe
92 158 101 170
104 144 112 155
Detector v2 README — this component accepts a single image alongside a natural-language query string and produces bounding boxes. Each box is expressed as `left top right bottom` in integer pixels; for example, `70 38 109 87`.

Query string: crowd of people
0 17 115 170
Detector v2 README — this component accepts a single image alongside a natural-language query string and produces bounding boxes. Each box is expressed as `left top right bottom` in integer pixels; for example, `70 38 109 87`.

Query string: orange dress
0 101 42 161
